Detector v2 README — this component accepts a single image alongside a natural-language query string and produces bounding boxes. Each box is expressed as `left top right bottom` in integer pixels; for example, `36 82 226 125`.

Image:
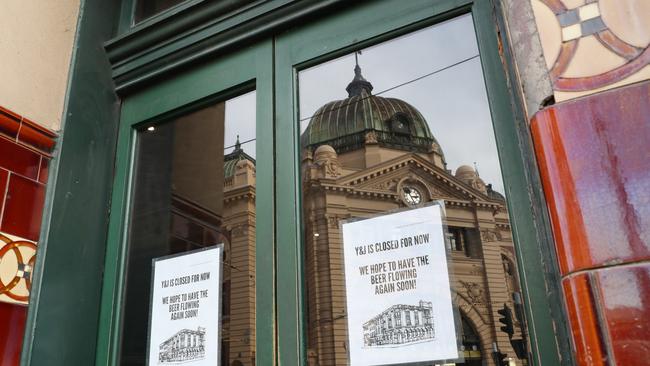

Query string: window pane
119 91 257 366
299 14 530 365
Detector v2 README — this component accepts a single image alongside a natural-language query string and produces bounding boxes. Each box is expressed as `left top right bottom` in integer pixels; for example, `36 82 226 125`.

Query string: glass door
275 1 561 365
96 2 568 365
97 42 275 366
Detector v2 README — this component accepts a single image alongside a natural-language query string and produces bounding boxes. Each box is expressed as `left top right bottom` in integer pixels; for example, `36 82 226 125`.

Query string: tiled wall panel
531 80 650 365
531 81 650 274
0 106 55 365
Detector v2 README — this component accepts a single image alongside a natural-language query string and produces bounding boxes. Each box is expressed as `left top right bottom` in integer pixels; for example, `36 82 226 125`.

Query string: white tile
579 3 600 21
562 24 583 41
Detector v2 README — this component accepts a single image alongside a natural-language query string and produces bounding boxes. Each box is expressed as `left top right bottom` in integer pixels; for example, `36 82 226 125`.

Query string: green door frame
95 41 276 366
274 1 567 365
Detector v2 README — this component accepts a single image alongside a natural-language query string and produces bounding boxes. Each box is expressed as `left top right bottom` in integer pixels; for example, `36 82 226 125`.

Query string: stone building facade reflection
222 65 529 365
297 65 528 366
165 107 257 366
170 138 258 366
220 141 257 366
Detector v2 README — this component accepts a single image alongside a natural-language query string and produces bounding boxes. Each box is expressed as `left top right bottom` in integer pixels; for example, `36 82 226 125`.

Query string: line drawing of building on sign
158 327 206 363
362 300 435 347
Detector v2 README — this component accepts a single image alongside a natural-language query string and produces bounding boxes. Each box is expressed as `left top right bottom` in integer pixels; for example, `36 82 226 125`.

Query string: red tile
562 274 607 366
0 136 40 180
38 157 49 184
594 263 650 365
531 81 650 274
18 118 56 154
0 174 46 241
0 302 27 365
0 107 21 140
0 169 7 216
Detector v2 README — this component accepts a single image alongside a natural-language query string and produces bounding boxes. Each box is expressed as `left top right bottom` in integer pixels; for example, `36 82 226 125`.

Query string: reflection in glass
135 0 185 22
299 15 530 365
119 92 257 366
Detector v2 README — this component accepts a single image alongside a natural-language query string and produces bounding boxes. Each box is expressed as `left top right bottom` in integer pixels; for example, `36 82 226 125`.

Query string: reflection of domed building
302 64 446 169
220 139 257 366
299 65 527 366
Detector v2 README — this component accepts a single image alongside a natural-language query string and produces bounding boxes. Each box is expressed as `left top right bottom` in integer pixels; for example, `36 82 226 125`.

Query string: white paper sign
147 246 223 366
342 204 458 365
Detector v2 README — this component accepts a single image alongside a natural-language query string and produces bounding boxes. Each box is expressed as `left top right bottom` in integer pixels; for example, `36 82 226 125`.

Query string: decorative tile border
0 232 36 305
532 0 650 100
0 106 57 156
558 3 604 42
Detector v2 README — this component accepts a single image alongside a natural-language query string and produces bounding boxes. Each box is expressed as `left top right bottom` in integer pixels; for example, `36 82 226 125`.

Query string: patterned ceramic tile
561 35 626 77
531 81 650 274
561 0 585 8
531 0 650 101
599 0 650 48
0 232 36 305
593 263 650 365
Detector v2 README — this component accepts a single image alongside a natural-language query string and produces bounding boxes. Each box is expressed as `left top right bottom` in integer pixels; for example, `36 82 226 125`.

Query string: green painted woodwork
484 1 574 363
19 1 122 365
107 0 345 93
275 0 566 365
113 0 259 58
95 41 275 366
473 1 570 364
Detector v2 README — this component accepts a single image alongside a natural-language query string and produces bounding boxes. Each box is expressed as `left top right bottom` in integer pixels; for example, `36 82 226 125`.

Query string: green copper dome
224 136 255 178
301 64 442 156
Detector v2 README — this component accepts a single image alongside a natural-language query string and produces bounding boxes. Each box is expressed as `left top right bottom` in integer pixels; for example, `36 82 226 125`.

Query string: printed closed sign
342 204 459 366
147 245 223 365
